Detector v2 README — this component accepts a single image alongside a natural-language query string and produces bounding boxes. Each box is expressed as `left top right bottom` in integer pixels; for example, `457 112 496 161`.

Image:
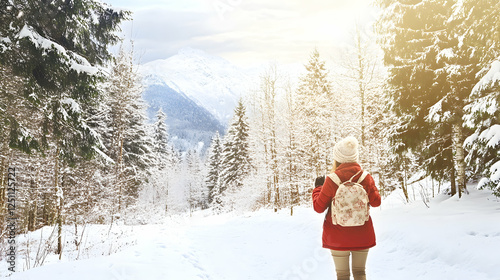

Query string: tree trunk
166 182 172 208
357 55 365 146
401 179 409 203
274 182 280 212
354 23 366 147
401 161 409 202
0 148 12 226
28 179 37 231
54 147 63 257
117 137 124 212
0 156 6 222
452 123 466 198
450 165 456 196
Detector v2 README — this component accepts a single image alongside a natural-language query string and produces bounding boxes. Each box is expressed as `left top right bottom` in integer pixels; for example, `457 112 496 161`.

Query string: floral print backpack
328 170 370 227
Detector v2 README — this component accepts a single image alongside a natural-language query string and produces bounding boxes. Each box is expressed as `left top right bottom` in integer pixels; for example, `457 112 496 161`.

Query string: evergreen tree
464 61 500 196
461 0 500 196
221 99 251 192
104 45 152 213
295 49 335 178
0 0 128 154
1 0 127 253
206 131 223 205
376 0 469 195
377 0 500 197
153 108 172 169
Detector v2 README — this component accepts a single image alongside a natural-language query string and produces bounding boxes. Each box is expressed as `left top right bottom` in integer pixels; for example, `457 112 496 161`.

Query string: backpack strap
348 170 362 182
356 171 369 184
329 170 369 185
327 173 342 187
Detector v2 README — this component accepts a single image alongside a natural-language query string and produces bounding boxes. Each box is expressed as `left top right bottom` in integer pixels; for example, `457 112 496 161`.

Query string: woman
312 136 381 280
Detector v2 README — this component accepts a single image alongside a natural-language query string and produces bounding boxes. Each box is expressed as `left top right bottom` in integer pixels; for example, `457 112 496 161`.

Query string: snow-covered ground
4 187 500 280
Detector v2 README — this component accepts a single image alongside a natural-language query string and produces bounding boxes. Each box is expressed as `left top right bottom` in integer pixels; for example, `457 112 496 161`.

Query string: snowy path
8 189 500 280
8 219 213 280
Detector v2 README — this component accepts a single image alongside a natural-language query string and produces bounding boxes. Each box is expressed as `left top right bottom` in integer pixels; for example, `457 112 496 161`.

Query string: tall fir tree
221 99 251 193
296 49 335 178
464 61 500 196
0 0 127 154
104 45 152 213
0 0 127 253
461 0 500 196
376 0 468 195
153 108 172 169
206 131 223 205
136 109 178 218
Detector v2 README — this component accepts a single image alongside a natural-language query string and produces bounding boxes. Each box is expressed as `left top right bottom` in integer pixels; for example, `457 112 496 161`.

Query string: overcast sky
105 0 377 67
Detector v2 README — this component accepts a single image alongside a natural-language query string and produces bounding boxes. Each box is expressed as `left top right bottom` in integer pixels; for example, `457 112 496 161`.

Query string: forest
0 0 499 261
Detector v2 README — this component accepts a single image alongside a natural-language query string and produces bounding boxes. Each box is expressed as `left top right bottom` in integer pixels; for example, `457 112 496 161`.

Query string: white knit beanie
332 136 359 163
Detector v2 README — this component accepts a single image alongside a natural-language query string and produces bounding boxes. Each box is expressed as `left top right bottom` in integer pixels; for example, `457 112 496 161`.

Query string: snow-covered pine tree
220 99 251 209
464 61 500 196
206 131 223 206
376 0 468 195
153 108 173 170
0 0 127 253
295 49 335 178
461 0 500 196
427 0 499 198
378 0 499 198
136 108 175 216
104 45 153 216
0 0 127 154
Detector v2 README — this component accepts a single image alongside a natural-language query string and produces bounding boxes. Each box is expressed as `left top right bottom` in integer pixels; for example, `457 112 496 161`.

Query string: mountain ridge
140 48 254 150
140 47 254 125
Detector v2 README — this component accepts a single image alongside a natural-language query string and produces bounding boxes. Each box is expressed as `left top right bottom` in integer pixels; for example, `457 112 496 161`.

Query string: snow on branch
437 48 456 63
426 95 451 123
93 146 115 164
0 36 12 52
490 161 500 186
480 124 500 148
16 24 99 75
463 60 500 128
472 60 500 96
61 98 82 114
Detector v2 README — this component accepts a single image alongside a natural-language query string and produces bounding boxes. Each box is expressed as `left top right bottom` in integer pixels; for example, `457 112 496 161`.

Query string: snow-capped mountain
139 48 306 150
140 48 254 125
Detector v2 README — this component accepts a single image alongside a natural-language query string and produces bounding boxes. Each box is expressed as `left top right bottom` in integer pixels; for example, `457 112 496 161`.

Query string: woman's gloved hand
315 176 325 187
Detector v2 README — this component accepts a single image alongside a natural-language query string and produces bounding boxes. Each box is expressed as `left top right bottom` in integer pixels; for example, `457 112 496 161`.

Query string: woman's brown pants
330 249 369 280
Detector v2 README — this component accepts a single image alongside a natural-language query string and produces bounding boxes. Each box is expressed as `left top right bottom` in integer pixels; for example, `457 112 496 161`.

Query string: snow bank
1 224 137 278
370 188 500 280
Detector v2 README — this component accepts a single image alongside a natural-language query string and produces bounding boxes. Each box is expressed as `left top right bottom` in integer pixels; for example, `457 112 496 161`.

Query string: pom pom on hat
332 136 359 163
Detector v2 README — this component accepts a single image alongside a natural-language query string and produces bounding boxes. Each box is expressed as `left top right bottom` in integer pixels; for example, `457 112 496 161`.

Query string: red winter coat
312 162 381 251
